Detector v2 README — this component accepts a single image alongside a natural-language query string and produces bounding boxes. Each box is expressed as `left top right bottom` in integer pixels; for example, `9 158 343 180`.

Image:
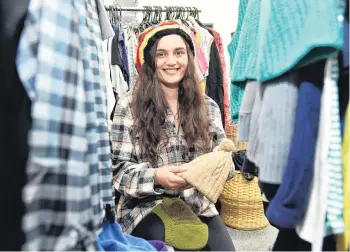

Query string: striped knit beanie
136 21 195 71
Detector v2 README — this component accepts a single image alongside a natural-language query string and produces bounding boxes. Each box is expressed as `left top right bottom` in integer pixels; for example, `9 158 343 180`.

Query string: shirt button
69 230 78 240
337 14 344 22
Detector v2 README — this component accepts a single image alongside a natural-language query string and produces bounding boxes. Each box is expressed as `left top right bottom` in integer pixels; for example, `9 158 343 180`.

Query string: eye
175 51 186 56
156 52 166 58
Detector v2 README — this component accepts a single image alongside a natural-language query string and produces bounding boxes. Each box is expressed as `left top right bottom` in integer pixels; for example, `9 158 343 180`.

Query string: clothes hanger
165 6 171 21
158 6 163 22
194 7 206 28
179 7 190 27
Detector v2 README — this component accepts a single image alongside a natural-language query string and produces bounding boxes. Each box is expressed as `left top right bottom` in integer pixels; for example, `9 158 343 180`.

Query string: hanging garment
96 0 114 39
266 63 324 229
245 83 263 168
295 57 339 251
260 183 337 251
124 27 139 88
102 39 116 128
245 73 299 184
266 80 321 229
208 28 230 127
324 56 344 237
107 38 129 96
0 0 30 249
16 0 114 249
237 81 259 141
190 31 208 79
118 28 130 85
337 104 349 251
187 16 213 77
206 40 225 127
258 74 299 184
228 0 346 83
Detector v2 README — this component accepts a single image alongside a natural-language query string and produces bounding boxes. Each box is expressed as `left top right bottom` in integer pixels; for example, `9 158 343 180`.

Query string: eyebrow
156 47 187 51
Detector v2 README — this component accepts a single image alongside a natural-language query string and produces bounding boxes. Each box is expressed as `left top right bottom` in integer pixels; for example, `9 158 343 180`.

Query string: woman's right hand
154 166 188 190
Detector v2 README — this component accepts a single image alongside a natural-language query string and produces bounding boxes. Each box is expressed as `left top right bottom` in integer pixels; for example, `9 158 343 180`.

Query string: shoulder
117 91 133 108
204 95 221 115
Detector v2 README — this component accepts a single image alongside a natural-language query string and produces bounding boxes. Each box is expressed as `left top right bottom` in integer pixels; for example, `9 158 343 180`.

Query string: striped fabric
135 21 195 71
324 54 345 235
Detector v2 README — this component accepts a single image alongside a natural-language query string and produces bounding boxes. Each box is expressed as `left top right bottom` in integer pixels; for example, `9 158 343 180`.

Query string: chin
162 81 181 89
161 77 184 87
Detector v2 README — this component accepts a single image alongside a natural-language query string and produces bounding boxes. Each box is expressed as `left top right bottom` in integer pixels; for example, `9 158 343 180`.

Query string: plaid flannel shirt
111 92 233 234
16 0 114 250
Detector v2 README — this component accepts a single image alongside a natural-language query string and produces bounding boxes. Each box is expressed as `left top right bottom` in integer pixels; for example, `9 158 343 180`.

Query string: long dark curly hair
131 40 211 165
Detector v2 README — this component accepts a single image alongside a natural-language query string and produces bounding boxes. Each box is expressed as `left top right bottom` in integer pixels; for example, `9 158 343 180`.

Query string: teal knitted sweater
228 0 346 83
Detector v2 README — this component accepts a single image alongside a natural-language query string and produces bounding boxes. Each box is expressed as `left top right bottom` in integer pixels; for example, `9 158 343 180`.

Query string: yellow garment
200 80 206 93
337 105 349 251
195 31 201 45
178 139 236 203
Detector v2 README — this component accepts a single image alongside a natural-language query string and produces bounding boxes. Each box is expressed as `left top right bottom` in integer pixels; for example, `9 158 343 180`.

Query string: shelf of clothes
228 0 349 251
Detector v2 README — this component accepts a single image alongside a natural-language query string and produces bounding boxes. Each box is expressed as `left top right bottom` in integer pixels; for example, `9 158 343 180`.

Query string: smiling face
155 34 189 88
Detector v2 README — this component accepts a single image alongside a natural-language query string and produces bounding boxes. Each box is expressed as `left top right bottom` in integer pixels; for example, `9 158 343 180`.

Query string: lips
163 68 180 74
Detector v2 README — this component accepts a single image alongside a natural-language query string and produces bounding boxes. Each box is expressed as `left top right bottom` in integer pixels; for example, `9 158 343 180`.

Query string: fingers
168 173 187 186
167 166 187 174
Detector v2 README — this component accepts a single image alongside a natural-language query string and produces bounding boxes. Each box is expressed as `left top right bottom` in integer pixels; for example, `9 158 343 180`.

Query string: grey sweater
247 73 299 184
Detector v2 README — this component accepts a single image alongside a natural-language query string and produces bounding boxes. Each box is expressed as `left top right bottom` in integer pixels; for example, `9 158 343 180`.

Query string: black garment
111 31 123 66
0 0 30 250
272 228 336 251
131 213 235 251
259 181 279 202
338 52 349 121
205 39 225 128
242 156 259 180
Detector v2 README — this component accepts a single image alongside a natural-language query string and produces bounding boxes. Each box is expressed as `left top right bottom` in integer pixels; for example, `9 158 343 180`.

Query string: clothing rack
105 6 201 13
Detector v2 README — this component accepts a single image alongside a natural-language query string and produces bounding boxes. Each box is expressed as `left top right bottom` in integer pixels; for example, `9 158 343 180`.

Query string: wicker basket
225 123 248 151
219 171 269 230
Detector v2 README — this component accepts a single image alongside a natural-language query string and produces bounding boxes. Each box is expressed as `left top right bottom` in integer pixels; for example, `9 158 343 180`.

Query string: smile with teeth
163 68 180 74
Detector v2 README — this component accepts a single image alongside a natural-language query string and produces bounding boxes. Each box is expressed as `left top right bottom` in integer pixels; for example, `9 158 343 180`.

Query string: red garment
208 28 230 126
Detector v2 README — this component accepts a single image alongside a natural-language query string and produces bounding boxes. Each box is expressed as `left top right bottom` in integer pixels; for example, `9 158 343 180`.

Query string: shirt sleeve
111 97 165 198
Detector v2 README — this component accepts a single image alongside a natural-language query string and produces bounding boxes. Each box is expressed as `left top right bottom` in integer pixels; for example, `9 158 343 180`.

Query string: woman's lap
131 213 235 251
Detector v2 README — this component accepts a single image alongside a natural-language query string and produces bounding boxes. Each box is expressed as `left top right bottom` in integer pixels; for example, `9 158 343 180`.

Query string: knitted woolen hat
152 197 208 250
178 139 236 203
136 21 195 71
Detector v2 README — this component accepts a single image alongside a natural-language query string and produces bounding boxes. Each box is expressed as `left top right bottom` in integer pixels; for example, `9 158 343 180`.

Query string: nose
166 54 176 66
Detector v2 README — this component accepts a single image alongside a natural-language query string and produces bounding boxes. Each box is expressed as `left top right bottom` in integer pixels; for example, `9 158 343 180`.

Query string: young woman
111 21 235 251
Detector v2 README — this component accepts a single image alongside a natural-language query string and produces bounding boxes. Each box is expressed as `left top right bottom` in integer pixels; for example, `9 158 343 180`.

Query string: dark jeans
131 213 235 251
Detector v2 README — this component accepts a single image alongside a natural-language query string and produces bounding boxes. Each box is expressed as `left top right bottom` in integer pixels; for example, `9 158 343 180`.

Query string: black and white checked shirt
111 92 233 234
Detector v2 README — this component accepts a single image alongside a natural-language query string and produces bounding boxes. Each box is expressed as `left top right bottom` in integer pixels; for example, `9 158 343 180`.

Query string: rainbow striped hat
136 21 195 71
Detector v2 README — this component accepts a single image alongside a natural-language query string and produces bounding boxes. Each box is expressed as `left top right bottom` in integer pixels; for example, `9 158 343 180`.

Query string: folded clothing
152 197 208 250
97 222 157 251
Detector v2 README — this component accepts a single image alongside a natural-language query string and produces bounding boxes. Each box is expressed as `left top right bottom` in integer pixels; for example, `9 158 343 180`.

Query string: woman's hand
154 166 188 190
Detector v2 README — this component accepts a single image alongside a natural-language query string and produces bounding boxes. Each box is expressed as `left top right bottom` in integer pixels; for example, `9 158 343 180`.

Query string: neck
162 84 179 104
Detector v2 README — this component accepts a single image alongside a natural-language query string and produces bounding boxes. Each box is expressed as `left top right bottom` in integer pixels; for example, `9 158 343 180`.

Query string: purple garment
119 29 130 85
148 240 168 251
